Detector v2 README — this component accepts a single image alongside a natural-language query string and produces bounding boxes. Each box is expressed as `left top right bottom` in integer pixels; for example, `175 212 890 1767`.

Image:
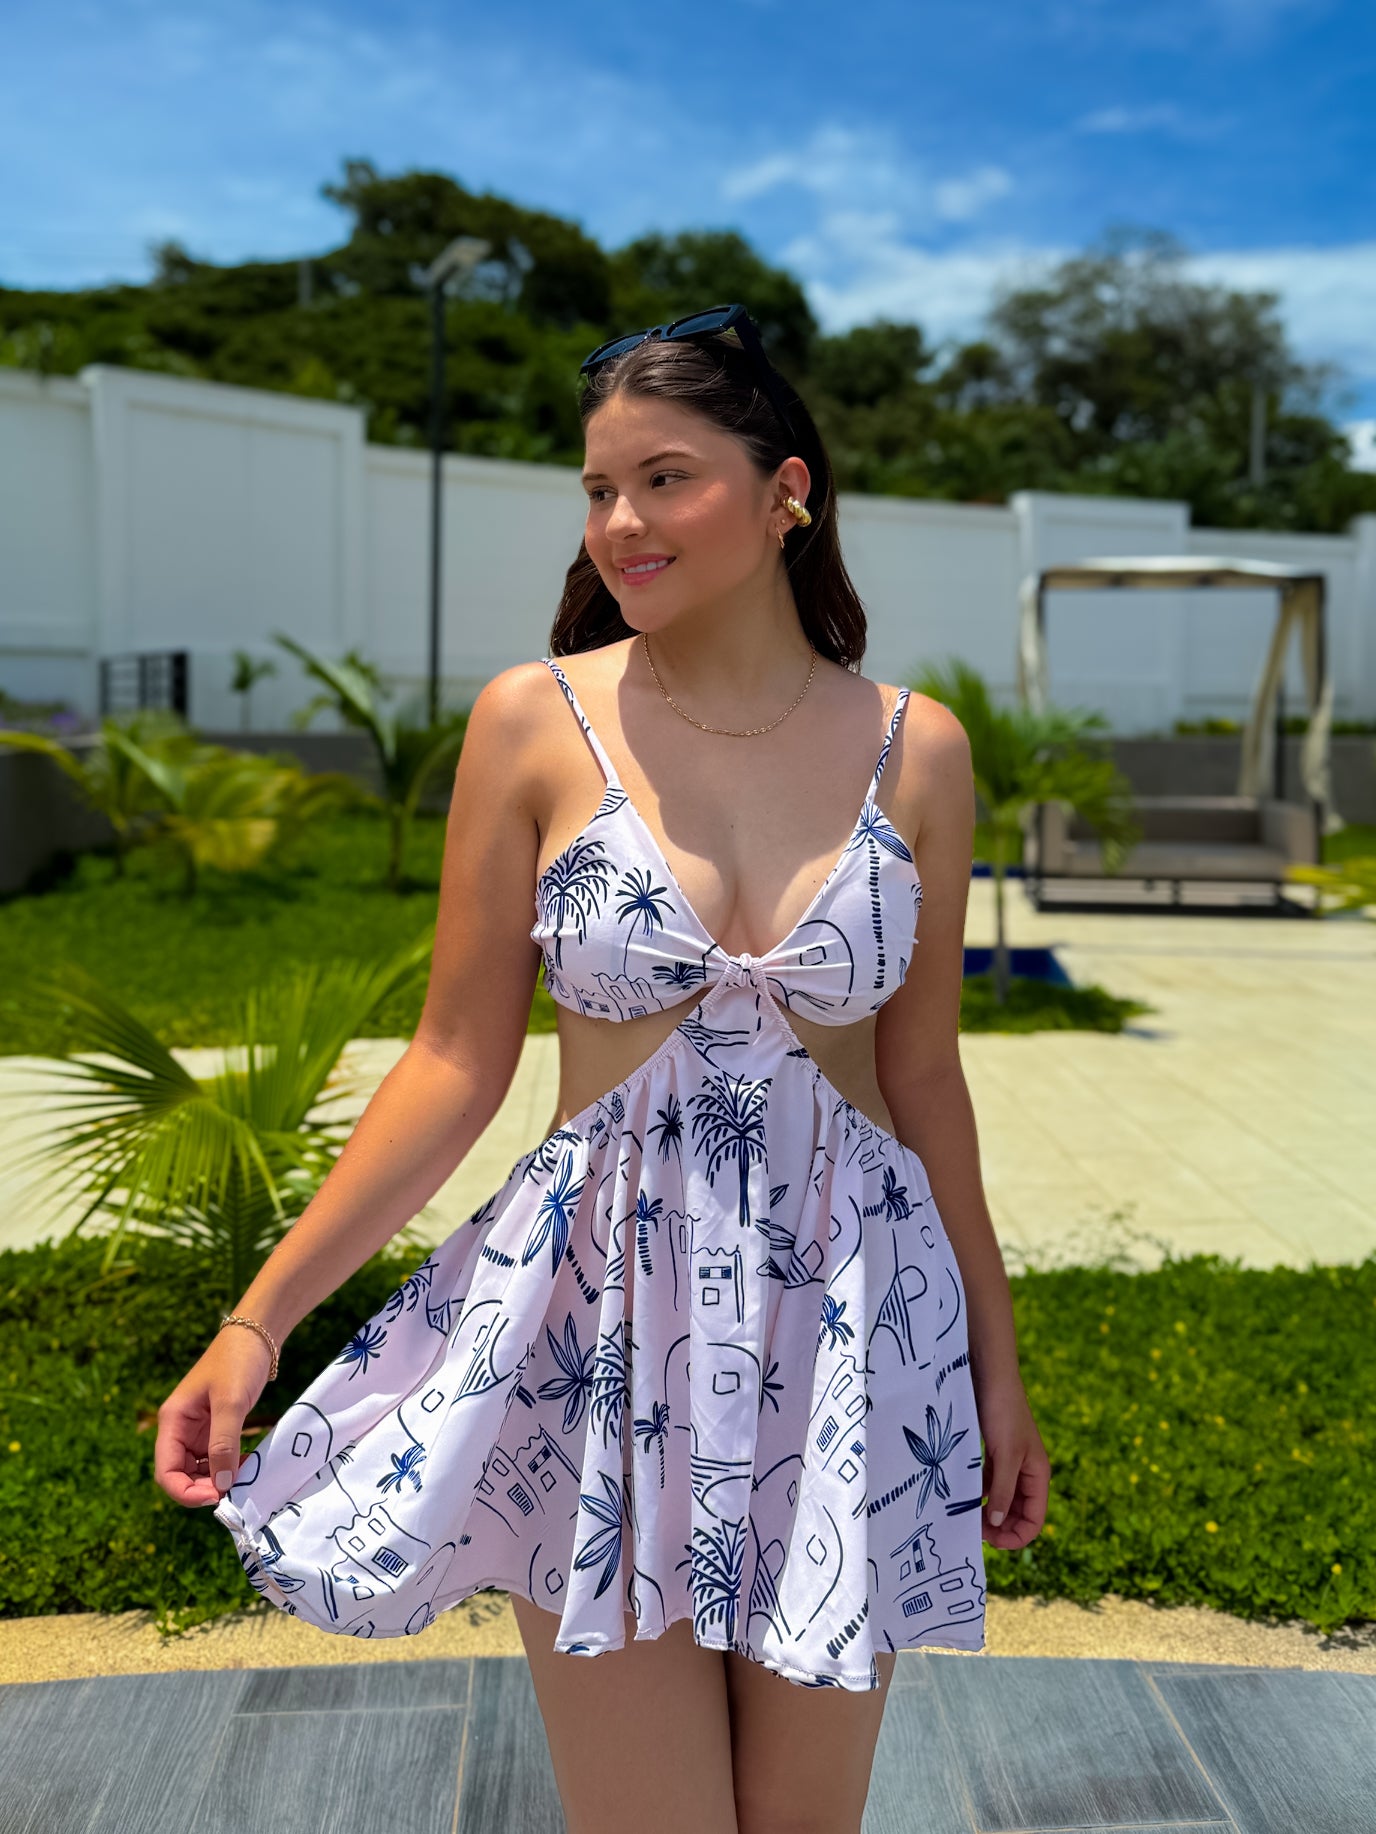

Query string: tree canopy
2 164 1371 531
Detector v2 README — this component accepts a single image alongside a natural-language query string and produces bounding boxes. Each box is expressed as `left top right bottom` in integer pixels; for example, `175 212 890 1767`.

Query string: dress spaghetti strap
870 686 911 795
541 657 622 787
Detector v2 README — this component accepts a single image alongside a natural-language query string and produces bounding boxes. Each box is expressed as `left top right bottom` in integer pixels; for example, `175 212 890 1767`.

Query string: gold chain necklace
640 630 818 737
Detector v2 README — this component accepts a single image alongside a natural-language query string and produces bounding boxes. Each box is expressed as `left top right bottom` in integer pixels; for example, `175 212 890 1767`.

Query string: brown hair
548 334 868 668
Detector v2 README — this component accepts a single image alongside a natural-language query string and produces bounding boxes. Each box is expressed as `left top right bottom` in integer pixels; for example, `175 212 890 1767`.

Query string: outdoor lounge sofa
1024 795 1320 911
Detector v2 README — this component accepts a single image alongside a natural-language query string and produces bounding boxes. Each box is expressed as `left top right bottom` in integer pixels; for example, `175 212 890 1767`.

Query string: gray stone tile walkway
2 1653 1374 1832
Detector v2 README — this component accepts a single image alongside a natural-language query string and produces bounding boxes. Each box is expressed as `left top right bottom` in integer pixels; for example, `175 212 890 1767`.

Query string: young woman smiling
160 305 1049 1834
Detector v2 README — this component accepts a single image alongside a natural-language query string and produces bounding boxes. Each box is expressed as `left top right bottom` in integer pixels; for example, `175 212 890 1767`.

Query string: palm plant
0 708 189 876
912 659 1140 1005
274 632 468 890
1286 854 1376 917
230 650 278 732
0 930 436 1306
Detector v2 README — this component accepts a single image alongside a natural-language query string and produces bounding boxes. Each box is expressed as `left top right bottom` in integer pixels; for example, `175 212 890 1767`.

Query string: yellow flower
1158 1421 1170 1431
1205 1521 1219 1533
6 1441 18 1454
1132 1434 1143 1446
1129 1473 1139 1484
1332 1562 1343 1574
1099 1322 1110 1334
1150 1348 1162 1359
1297 1381 1309 1395
1149 1463 1159 1472
1174 1321 1187 1334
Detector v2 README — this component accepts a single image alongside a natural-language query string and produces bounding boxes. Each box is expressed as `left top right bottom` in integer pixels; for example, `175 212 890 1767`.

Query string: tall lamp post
417 236 490 726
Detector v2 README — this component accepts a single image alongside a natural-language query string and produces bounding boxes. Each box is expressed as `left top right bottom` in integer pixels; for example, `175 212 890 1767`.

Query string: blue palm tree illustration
590 1323 629 1447
634 1187 664 1275
376 1442 426 1495
536 1312 594 1433
634 1399 671 1489
760 1357 785 1413
615 865 678 975
902 1402 969 1513
853 802 913 989
522 1148 586 1273
382 1256 438 1323
880 1163 912 1221
652 959 707 992
538 835 614 969
337 1319 388 1379
680 1517 746 1644
687 1070 772 1227
572 1468 625 1599
646 1092 684 1162
819 1293 854 1350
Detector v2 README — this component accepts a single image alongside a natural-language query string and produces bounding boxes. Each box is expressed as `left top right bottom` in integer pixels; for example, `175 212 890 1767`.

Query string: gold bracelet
219 1313 280 1381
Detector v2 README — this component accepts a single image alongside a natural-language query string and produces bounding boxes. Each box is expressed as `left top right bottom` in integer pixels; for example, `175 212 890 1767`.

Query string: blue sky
5 0 1375 457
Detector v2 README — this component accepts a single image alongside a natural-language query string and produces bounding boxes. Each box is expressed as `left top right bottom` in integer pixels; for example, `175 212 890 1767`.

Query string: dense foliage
3 162 1373 531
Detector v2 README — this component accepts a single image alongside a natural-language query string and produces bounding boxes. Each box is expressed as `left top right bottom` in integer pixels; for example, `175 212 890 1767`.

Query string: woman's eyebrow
581 448 697 484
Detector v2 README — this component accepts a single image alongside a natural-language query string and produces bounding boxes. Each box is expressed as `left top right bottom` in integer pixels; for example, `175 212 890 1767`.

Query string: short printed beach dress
215 657 988 1689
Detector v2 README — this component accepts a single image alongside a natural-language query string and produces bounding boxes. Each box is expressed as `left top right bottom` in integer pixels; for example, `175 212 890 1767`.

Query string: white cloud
1341 420 1376 472
720 125 1013 230
1074 102 1211 137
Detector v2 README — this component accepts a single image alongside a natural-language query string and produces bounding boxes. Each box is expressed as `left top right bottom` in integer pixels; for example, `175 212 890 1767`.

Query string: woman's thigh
725 1646 898 1834
510 1592 739 1834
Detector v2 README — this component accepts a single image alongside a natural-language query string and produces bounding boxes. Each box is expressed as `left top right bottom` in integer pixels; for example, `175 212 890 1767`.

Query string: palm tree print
852 802 913 991
688 1070 772 1227
680 1517 746 1644
819 1293 854 1351
337 1319 387 1379
536 1312 594 1433
376 1442 426 1495
634 1399 671 1489
522 1148 585 1273
572 1468 626 1600
634 1187 664 1275
589 1322 629 1447
615 865 678 976
902 1402 969 1513
537 834 615 971
760 1358 785 1414
646 1092 684 1162
879 1163 912 1221
382 1256 438 1323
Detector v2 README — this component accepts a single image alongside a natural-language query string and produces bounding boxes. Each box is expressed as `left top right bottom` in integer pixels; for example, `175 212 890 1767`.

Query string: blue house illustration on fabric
474 1425 582 1534
888 1520 984 1639
694 1241 744 1322
808 1352 869 1516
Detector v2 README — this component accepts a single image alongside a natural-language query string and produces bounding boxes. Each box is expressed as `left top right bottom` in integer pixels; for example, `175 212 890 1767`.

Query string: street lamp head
419 235 492 293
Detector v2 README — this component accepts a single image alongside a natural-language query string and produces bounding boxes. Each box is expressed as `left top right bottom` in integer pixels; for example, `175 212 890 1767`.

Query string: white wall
2 364 1372 733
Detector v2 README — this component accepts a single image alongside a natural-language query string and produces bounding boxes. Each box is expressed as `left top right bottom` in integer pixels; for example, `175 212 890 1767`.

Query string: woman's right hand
154 1327 275 1509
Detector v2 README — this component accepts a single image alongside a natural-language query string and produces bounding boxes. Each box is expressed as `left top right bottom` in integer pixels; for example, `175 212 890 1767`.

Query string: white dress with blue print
214 658 987 1689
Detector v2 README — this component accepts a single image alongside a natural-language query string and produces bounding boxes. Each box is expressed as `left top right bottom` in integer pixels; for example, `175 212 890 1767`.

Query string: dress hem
215 1498 986 1691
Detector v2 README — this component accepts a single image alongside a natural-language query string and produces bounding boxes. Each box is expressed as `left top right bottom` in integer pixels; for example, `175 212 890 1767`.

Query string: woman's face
581 391 809 626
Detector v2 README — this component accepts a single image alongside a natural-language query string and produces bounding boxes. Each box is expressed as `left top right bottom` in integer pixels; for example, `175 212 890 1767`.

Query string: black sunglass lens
580 334 644 373
670 309 737 337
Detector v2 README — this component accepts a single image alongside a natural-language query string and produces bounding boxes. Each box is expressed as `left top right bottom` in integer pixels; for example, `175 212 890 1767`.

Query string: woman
157 304 1049 1833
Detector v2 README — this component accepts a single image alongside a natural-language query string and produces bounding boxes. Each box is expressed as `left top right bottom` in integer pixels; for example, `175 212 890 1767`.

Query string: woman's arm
227 662 552 1348
875 699 1049 1548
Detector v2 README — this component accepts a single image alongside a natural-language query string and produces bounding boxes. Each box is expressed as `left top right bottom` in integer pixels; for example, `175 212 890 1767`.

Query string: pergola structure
1015 556 1339 835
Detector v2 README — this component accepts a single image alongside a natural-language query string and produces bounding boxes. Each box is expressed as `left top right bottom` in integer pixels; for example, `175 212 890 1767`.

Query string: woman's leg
724 1646 898 1834
510 1592 740 1834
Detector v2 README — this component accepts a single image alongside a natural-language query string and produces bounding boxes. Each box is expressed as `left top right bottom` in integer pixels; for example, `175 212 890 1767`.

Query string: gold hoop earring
785 495 812 526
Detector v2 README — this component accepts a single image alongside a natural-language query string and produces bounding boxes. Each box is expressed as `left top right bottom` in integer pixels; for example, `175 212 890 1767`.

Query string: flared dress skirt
215 971 988 1690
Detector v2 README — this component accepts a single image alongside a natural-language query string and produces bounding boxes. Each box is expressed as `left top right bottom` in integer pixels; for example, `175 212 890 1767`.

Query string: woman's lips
619 558 676 586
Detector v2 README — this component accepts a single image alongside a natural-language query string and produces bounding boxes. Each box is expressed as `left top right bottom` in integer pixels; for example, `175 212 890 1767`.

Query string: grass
2 1232 1370 1639
959 974 1151 1033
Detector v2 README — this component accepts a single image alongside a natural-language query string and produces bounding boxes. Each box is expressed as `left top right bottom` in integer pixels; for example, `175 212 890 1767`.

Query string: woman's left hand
974 1370 1051 1550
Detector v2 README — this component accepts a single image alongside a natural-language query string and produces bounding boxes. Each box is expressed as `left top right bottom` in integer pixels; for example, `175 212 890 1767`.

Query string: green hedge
2 1235 1371 1638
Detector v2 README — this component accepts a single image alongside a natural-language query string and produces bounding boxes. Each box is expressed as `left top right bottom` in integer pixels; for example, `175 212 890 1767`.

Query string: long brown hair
549 332 868 667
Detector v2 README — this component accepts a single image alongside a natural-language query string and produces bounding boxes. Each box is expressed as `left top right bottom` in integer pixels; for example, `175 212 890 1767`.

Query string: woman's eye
588 472 678 504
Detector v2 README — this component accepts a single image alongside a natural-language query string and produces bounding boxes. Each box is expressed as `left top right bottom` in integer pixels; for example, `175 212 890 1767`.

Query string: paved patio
3 1650 1374 1832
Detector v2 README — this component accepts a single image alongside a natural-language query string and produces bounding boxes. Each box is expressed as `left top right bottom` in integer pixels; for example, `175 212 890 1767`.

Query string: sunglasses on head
578 302 799 445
